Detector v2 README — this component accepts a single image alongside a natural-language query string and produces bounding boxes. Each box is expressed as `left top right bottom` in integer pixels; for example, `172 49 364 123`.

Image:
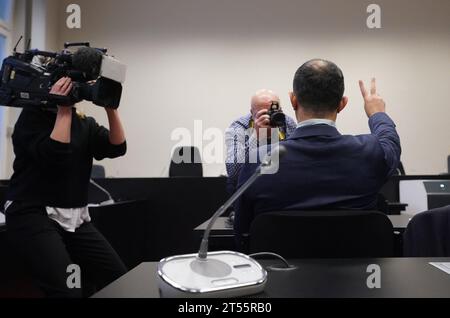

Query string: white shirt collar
297 118 336 129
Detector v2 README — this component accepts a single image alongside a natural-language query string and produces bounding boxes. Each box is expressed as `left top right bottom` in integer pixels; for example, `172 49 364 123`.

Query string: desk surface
93 258 450 298
194 214 413 234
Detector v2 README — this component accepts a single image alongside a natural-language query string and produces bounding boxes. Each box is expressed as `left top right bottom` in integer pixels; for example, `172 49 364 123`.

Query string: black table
93 258 450 298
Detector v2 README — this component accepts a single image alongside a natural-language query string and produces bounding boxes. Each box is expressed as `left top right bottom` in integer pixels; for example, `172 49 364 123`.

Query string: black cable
249 252 297 270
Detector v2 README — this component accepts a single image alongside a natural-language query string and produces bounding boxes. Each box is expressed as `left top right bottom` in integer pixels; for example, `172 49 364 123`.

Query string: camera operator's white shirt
45 206 91 232
4 201 90 233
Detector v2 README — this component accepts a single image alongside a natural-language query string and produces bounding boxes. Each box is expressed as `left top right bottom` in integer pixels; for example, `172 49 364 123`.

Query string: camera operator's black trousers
5 202 127 298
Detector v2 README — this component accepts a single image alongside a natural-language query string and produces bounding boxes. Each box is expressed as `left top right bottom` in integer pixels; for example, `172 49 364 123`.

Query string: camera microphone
71 47 103 80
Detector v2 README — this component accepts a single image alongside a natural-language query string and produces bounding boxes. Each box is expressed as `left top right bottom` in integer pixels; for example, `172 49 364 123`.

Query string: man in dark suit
234 59 401 247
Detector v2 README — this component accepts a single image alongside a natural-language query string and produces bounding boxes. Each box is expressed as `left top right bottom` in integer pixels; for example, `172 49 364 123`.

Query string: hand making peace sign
359 78 386 118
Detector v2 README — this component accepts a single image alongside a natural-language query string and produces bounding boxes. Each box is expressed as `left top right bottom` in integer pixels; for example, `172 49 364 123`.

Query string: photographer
225 89 297 194
4 77 127 298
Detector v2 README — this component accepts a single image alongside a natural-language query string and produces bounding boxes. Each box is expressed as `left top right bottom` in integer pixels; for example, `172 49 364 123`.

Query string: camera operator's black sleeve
88 118 127 161
12 109 73 167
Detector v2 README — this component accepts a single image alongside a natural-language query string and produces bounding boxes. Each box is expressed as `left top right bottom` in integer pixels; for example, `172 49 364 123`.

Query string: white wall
31 0 60 51
10 0 450 177
0 0 14 179
1 0 22 179
1 0 61 179
43 0 59 51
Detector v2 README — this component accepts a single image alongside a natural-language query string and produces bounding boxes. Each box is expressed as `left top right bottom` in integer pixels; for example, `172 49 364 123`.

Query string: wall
1 0 20 179
1 0 61 178
31 0 59 51
8 0 450 177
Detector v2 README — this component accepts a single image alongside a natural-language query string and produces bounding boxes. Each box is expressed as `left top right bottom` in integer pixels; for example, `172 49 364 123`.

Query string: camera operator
225 89 297 194
4 77 127 298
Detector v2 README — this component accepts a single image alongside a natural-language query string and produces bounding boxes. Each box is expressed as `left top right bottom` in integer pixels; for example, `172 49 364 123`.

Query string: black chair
0 185 8 213
91 165 106 178
169 146 203 177
249 210 394 258
448 155 450 174
396 161 406 175
403 205 450 257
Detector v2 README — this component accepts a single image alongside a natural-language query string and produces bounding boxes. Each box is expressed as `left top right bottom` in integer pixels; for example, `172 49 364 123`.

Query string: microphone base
157 251 267 298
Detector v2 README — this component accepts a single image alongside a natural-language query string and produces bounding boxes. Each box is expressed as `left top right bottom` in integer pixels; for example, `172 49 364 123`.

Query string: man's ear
337 96 348 114
289 92 298 111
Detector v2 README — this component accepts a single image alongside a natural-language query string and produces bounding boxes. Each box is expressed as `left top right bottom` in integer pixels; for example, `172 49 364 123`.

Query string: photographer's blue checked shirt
225 114 297 194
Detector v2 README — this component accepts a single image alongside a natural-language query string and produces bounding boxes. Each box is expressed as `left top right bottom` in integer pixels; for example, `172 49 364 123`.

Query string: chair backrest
169 146 203 177
0 185 7 212
403 205 450 257
448 155 450 174
249 210 394 258
396 161 406 175
91 165 106 178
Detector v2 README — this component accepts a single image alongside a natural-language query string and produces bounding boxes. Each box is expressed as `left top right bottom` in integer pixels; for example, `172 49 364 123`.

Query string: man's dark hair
293 59 345 114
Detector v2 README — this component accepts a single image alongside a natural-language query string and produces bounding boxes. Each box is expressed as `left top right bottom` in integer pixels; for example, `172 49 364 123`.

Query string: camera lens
270 112 285 127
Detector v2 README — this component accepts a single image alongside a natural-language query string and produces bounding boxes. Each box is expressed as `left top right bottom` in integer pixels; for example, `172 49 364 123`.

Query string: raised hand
359 78 386 117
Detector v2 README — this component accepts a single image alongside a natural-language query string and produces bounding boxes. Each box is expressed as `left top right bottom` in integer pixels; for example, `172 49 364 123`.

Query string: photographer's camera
267 101 285 127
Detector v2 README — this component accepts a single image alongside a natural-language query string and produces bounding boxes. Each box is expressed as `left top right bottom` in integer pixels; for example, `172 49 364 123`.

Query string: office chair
169 146 203 177
91 165 106 178
448 155 450 174
396 161 406 175
403 205 450 257
0 185 8 213
249 210 394 258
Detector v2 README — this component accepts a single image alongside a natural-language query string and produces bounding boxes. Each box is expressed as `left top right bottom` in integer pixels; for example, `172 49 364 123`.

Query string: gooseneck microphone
198 144 287 259
89 179 115 205
157 145 287 298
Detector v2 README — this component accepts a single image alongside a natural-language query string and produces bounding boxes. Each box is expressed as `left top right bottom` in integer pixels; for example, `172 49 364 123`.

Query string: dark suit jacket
234 112 401 246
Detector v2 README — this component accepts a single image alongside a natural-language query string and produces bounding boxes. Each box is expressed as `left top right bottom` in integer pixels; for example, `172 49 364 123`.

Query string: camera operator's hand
49 77 73 143
50 77 73 105
253 109 271 138
359 78 386 118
